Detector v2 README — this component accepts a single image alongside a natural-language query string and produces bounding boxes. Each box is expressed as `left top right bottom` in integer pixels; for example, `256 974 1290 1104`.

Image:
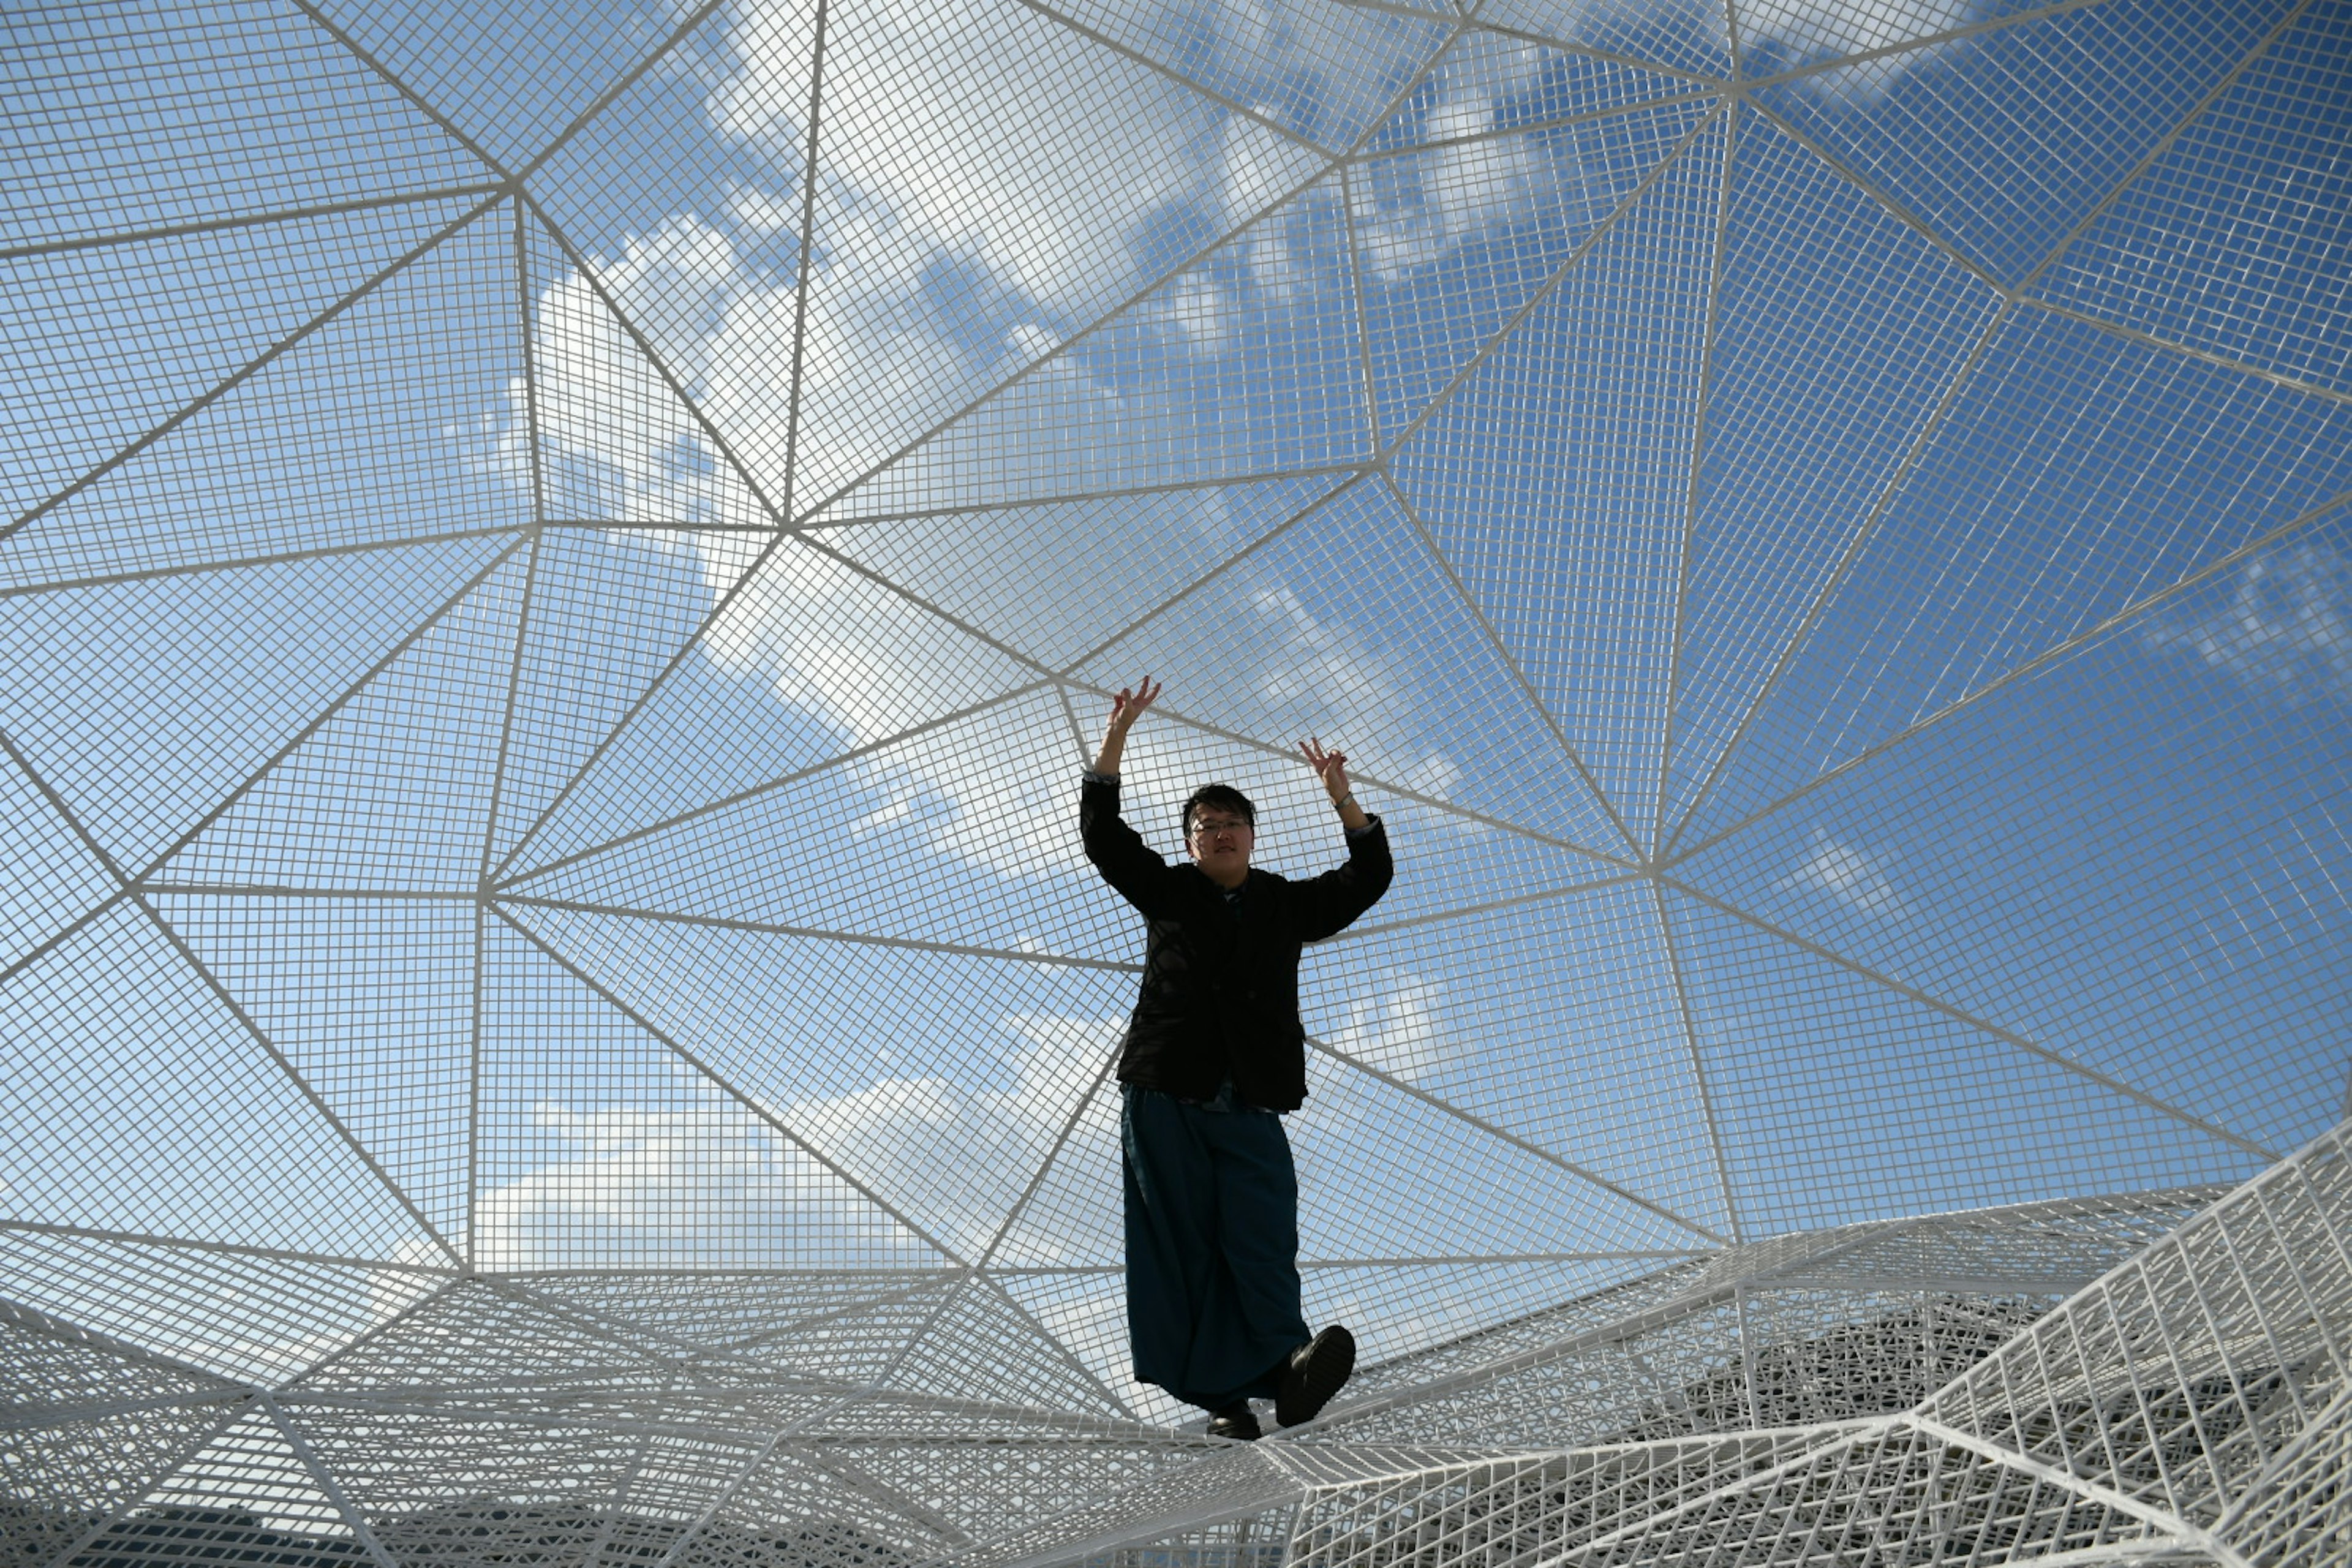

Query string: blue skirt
1121 1082 1311 1412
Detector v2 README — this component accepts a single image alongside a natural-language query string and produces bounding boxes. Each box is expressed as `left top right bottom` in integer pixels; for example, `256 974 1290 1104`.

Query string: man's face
1185 809 1255 881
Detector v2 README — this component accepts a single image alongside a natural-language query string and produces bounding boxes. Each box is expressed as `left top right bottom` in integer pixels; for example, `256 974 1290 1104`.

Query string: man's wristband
1334 792 1355 812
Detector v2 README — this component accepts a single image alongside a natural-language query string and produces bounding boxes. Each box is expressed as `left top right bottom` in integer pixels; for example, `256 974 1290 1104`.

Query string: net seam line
134 887 470 1265
0 726 469 1262
2 194 506 541
498 897 1142 974
473 532 538 887
488 1271 756 1366
262 1396 405 1568
971 1050 1125 1268
1737 92 2005 293
645 1273 962 1362
2017 298 2352 407
1905 1414 2233 1562
773 0 832 522
277 1276 476 1392
0 526 765 603
0 1219 461 1275
1340 162 1387 453
1476 0 2111 95
519 194 794 526
1338 15 1473 165
1322 869 1653 943
514 197 552 531
802 464 1362 531
1658 875 2282 1161
1349 87 1724 167
977 1269 1148 1422
1654 96 1743 858
510 0 736 184
1079 692 1642 866
0 891 127 993
1656 0 2319 856
1458 13 1722 85
3 1389 252 1433
788 160 1349 528
0 183 510 262
2006 0 2322 304
1050 473 1376 674
783 1436 976 1550
31 1396 262 1568
1375 100 1727 461
1006 0 1334 155
956 1063 1159 1422
281 0 511 176
487 905 970 1264
1649 878 1747 1245
490 677 1060 888
127 535 532 884
1380 424 1646 860
1651 295 2012 860
1738 0 2114 95
1663 481 2352 864
1305 1032 1728 1243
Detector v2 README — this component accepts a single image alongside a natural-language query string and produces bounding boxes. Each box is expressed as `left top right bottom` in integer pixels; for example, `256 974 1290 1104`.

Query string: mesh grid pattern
5 0 2349 1562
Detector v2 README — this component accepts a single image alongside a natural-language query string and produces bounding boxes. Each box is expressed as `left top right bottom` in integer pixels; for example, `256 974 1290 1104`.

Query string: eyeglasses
1187 817 1253 840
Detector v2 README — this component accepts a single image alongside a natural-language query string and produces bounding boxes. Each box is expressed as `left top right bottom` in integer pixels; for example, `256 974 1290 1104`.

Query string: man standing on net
1080 675 1393 1441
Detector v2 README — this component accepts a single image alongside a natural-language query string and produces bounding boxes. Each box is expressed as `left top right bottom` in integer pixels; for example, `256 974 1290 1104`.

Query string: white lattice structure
4 0 2350 1563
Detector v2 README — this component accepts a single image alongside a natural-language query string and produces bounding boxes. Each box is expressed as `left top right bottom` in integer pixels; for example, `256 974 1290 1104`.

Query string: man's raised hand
1092 676 1161 777
1109 676 1162 734
1298 737 1350 802
1301 737 1370 831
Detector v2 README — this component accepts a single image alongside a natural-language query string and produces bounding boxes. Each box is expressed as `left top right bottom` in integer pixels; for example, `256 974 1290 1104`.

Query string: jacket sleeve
1292 815 1393 941
1080 773 1180 916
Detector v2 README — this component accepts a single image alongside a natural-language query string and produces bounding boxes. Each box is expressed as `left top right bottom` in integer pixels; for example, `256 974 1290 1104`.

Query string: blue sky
3 0 2350 1398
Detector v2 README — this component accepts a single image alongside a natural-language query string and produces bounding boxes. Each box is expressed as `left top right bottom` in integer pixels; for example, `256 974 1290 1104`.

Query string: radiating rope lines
1653 298 2014 864
0 183 511 262
2019 297 2352 407
121 537 530 885
1376 103 1727 462
281 0 511 176
1661 877 2282 1161
1008 0 1341 154
1648 877 1744 1245
489 905 971 1267
0 727 467 1266
1666 483 2352 865
1381 471 1648 860
1307 1031 1729 1244
1661 0 2331 861
1738 95 2003 295
3 193 507 540
493 680 1061 888
1654 94 1740 862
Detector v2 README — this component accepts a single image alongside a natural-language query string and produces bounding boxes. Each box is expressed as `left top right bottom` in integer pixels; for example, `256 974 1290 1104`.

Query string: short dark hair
1182 783 1256 834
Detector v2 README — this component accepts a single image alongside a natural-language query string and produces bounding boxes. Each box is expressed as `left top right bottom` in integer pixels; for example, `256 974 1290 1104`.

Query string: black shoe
1276 1324 1355 1428
1205 1403 1261 1442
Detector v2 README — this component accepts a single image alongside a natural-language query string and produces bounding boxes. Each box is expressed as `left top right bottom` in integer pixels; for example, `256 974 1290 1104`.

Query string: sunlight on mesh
4 0 2349 1565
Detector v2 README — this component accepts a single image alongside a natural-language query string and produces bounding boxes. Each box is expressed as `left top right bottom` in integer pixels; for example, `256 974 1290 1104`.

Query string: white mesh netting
4 0 2350 1564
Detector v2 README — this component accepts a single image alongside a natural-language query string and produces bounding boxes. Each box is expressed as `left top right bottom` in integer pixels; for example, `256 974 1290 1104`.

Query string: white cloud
2144 543 2352 706
1735 0 1973 64
477 1012 1118 1268
1322 973 1452 1085
1779 829 1912 919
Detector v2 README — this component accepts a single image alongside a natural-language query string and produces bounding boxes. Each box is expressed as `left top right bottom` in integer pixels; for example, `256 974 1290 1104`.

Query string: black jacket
1080 773 1393 1112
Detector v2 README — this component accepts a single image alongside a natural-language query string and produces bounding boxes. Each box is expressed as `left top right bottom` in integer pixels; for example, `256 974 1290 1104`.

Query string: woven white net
4 0 2349 1563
